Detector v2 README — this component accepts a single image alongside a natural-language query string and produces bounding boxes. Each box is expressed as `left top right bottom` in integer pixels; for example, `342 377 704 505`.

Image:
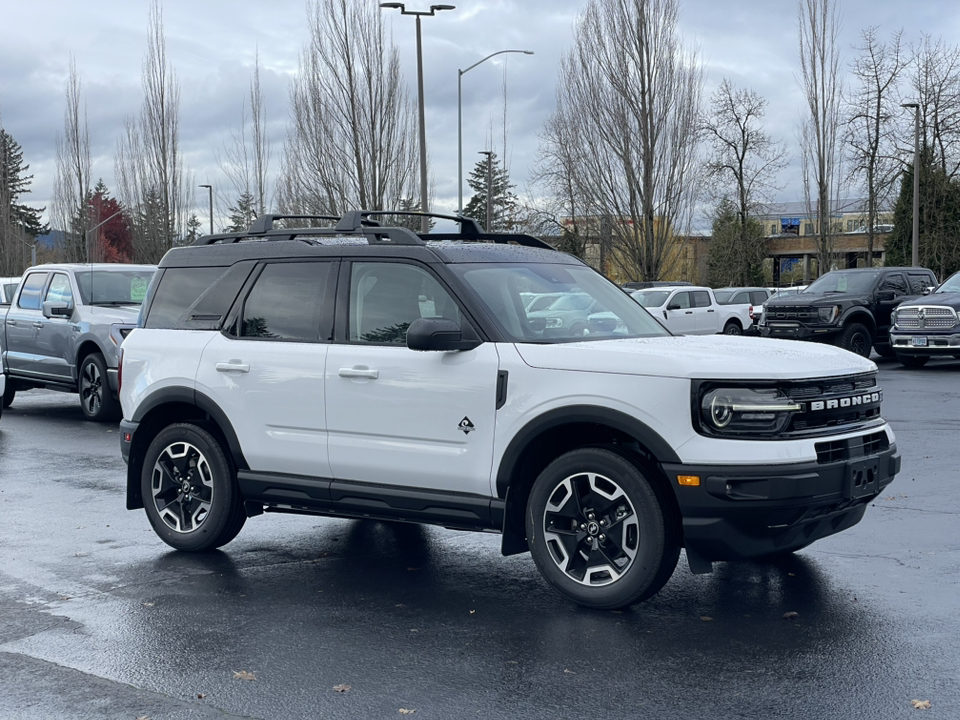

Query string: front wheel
525 447 679 609
897 354 930 368
79 353 119 422
141 423 246 551
837 322 872 358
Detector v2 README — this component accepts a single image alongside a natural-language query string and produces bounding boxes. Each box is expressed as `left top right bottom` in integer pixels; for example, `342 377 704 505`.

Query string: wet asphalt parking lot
0 356 957 720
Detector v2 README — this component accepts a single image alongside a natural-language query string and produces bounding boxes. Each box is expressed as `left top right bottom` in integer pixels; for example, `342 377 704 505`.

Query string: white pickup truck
630 285 747 335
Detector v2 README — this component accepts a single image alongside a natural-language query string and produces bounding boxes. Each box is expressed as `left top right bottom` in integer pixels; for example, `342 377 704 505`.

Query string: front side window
878 273 908 295
452 262 669 343
240 262 332 342
670 292 692 309
349 262 460 345
44 273 73 305
17 273 47 310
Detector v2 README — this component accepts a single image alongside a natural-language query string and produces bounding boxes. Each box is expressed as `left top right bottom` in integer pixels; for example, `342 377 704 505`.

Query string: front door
325 260 499 496
663 291 696 335
34 272 77 382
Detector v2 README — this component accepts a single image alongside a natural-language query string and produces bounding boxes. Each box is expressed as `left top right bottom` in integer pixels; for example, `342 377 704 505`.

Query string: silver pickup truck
1 263 156 421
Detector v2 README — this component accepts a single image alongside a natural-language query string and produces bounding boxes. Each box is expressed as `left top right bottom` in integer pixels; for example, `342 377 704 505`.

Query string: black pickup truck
758 266 937 357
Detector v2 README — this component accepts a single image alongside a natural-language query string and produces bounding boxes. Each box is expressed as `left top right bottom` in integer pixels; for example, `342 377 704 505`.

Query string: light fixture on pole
380 2 455 234
901 102 920 267
458 49 533 215
478 150 493 232
199 184 214 236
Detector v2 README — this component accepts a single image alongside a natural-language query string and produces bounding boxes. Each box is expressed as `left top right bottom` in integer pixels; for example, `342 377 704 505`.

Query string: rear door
4 271 48 376
693 290 719 334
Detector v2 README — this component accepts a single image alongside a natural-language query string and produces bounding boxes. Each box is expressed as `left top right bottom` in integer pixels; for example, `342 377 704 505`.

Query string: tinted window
908 273 934 294
670 292 692 309
935 271 960 294
349 262 459 345
240 262 332 342
750 291 768 305
879 273 907 295
806 270 880 294
732 292 750 304
45 273 73 305
632 290 670 307
145 267 225 329
693 291 712 308
17 272 47 310
713 290 733 303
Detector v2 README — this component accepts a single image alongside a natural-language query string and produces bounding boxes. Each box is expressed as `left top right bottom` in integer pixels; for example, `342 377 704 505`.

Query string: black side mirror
876 290 895 302
42 300 73 319
406 318 481 352
666 302 681 311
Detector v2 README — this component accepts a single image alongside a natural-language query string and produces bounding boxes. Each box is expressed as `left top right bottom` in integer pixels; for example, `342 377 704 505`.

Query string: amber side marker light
677 475 701 486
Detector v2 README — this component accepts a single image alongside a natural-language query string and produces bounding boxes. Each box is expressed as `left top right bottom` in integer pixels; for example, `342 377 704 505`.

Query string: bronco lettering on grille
808 391 881 412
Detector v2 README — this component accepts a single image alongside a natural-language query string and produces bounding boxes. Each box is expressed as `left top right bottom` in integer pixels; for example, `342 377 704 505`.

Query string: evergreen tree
0 127 47 273
183 214 203 244
707 198 766 287
463 153 519 232
380 197 434 234
225 191 258 233
887 148 960 279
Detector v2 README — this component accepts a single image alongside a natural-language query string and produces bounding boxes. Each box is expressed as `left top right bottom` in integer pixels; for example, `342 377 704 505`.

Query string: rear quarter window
144 263 254 330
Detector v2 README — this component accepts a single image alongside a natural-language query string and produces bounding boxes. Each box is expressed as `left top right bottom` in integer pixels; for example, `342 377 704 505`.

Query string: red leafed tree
87 180 133 262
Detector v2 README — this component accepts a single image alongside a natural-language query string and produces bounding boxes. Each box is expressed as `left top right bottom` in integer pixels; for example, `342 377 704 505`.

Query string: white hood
514 335 875 381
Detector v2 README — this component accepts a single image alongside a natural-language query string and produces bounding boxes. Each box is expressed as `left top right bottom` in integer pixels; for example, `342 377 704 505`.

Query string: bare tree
51 56 91 262
276 0 418 217
843 27 905 265
114 0 190 262
703 79 787 284
535 0 703 282
218 50 271 221
908 35 960 178
797 0 844 274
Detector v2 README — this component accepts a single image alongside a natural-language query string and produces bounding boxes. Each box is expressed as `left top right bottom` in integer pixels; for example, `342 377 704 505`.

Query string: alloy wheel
80 361 102 416
150 441 215 533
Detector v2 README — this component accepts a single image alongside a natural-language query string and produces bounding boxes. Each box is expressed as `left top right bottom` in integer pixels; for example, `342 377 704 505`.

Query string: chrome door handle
215 361 250 373
33 322 43 328
339 367 379 379
6 319 15 326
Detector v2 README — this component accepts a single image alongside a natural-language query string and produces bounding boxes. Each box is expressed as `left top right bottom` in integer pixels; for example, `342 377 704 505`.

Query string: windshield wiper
89 300 139 306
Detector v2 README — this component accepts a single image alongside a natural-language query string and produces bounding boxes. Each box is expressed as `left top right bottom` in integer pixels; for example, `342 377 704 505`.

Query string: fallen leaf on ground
469 610 476 614
911 700 931 710
407 567 420 572
233 671 256 681
564 669 575 674
399 709 417 715
700 616 714 622
783 611 800 620
142 602 155 607
333 684 351 693
136 716 152 720
197 693 207 699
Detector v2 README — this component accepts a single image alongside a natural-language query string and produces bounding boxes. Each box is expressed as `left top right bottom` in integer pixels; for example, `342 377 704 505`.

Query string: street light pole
380 3 455 234
458 49 533 215
199 184 214 235
901 103 920 267
479 150 493 232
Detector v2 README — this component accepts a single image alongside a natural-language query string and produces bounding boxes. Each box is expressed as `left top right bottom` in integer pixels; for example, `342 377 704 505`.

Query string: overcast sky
2 0 958 232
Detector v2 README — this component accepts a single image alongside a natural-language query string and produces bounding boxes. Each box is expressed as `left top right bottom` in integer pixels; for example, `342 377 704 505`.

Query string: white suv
119 212 900 609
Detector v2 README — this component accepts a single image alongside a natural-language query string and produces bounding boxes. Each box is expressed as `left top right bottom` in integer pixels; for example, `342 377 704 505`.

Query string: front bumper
662 442 899 562
890 331 960 355
759 322 840 341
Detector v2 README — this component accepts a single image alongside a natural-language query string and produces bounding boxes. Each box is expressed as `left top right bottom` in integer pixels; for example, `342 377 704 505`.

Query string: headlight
817 306 840 323
891 308 899 328
699 387 801 436
544 317 562 328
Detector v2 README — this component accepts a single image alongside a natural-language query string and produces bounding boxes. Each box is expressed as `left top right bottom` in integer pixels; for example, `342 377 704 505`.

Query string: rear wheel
838 322 872 357
525 447 679 609
897 354 930 368
141 423 246 551
723 320 742 336
874 344 896 359
2 384 13 409
79 353 120 422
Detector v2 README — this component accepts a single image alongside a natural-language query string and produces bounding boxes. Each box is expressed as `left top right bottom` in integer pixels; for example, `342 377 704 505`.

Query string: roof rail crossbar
247 214 340 235
353 211 553 249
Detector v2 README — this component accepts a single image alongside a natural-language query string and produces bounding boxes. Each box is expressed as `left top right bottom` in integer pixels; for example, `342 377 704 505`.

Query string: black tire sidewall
839 323 871 357
141 423 243 551
525 447 673 609
2 383 14 409
79 353 119 422
724 321 742 335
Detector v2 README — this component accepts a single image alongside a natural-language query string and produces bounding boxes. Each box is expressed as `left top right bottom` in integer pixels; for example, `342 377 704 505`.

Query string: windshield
451 262 669 343
935 271 960 293
632 290 670 307
805 270 880 295
76 269 156 305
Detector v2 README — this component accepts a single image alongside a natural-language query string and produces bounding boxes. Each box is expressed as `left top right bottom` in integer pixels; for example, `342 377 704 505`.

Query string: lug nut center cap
587 521 600 536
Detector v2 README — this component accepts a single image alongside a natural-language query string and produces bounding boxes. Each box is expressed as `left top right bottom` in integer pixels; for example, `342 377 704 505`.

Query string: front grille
896 306 958 329
815 431 890 464
783 373 882 436
784 375 876 401
766 305 819 321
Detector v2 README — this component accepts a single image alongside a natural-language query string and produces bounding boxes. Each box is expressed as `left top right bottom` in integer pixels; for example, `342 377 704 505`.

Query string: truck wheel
897 354 929 368
838 323 871 358
141 423 246 552
525 447 679 609
79 353 120 422
874 344 896 359
2 384 14 408
723 320 742 336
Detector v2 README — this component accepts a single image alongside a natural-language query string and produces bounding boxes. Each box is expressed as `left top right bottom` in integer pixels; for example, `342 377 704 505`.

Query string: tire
897 354 930 368
2 383 13 409
525 446 680 609
141 423 246 552
837 322 872 358
874 343 896 359
723 320 742 336
78 353 120 422
570 322 587 337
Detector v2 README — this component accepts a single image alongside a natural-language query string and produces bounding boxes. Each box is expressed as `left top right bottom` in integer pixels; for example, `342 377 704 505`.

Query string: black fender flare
494 404 681 499
838 308 876 336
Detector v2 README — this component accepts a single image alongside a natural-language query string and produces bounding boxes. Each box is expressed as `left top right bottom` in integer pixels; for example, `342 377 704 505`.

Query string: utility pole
479 151 493 232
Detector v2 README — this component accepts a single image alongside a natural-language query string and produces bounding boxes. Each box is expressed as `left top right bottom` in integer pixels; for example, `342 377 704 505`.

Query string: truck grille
815 431 889 464
783 373 882 435
895 306 958 329
766 305 819 321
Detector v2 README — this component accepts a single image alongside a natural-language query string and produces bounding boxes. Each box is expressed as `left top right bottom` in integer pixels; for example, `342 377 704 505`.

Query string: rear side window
145 267 229 329
693 291 712 307
239 261 333 342
17 273 47 310
750 291 768 305
907 273 934 294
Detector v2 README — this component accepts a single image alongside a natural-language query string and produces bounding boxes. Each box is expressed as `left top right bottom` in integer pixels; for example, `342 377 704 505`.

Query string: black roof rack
191 210 554 250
